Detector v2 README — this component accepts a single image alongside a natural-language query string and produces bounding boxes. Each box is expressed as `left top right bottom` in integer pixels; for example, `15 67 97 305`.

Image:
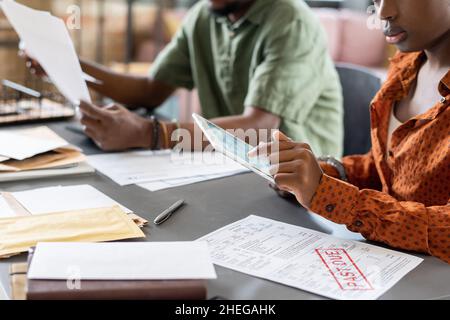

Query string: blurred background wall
0 0 391 119
342 0 370 10
0 0 382 80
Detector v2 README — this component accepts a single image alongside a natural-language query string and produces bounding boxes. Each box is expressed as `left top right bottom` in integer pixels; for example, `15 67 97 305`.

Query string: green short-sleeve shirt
150 0 343 157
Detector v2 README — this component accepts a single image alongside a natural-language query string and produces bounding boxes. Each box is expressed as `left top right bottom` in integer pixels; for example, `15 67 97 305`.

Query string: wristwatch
317 156 348 182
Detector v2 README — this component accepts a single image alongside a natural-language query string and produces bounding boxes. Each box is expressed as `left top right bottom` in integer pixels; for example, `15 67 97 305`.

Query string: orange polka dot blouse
310 52 450 264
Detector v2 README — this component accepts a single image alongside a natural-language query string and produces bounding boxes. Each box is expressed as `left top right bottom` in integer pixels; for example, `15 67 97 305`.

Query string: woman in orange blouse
249 0 450 263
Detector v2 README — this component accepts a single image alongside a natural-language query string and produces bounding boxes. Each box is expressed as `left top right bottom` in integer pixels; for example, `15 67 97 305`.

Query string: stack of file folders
9 245 210 300
0 126 94 182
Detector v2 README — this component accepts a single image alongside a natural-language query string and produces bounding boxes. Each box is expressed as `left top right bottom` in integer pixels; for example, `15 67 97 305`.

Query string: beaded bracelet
160 121 170 150
172 119 181 147
150 116 160 150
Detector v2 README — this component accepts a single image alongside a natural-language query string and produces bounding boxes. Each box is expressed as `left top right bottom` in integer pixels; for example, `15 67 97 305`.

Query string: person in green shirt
25 0 343 156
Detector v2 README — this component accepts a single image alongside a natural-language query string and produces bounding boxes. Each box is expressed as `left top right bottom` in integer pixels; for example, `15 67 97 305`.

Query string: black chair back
336 63 381 156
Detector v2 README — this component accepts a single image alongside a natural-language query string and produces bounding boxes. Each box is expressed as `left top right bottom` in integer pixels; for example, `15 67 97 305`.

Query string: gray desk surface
1 121 449 300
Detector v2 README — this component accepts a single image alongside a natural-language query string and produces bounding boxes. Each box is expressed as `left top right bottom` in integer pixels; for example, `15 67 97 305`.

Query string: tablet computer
192 113 275 184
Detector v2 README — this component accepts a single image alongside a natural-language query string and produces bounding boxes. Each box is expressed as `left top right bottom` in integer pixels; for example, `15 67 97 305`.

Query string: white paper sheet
0 281 7 300
138 171 245 192
11 184 131 215
28 242 217 280
82 72 103 85
1 0 91 104
0 162 95 183
0 195 15 218
198 215 423 300
0 130 67 161
87 150 249 186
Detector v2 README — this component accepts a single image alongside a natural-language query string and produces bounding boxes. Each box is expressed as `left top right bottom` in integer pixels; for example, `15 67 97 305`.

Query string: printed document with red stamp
198 215 423 300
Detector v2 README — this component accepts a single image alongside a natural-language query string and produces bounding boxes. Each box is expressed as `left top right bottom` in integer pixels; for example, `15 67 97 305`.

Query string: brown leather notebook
25 249 207 300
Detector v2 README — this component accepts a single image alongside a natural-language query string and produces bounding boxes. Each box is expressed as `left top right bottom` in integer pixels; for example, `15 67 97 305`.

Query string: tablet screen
192 113 274 183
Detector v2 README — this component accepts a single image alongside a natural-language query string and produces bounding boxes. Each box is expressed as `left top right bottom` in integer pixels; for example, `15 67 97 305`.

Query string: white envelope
11 184 131 215
0 130 68 161
28 242 217 280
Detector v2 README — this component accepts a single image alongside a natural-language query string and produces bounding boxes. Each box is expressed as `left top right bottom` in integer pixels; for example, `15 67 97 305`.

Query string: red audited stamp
316 248 373 291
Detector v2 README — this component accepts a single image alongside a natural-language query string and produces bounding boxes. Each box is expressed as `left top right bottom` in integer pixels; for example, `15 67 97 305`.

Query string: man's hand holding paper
1 0 91 104
79 101 154 151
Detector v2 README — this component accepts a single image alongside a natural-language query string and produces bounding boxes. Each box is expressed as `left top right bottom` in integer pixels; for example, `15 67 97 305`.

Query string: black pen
153 199 185 225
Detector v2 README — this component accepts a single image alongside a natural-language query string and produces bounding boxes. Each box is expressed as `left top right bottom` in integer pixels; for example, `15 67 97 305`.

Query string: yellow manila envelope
0 206 145 258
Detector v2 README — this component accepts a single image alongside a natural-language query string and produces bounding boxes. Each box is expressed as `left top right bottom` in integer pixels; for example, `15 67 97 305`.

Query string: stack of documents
23 242 216 300
87 150 249 191
138 172 244 192
0 184 149 225
0 126 94 182
0 206 145 258
0 184 148 258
